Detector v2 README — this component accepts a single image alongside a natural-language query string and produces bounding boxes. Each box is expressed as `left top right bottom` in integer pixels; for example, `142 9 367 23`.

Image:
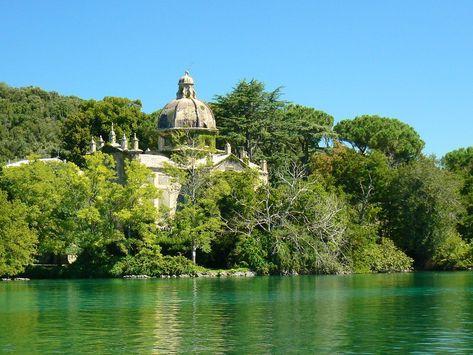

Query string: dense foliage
1 81 472 277
0 159 86 256
443 147 473 242
211 80 334 173
62 97 157 166
334 115 424 164
0 191 37 276
211 79 284 161
0 83 81 164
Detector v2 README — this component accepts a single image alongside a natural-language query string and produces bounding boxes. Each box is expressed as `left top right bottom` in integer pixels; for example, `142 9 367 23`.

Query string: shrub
111 247 200 277
354 238 413 273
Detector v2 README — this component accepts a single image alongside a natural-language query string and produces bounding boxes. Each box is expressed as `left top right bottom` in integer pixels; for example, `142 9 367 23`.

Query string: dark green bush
111 248 200 276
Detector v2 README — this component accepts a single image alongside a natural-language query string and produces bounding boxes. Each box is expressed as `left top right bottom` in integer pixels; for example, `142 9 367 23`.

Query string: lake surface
1 272 473 353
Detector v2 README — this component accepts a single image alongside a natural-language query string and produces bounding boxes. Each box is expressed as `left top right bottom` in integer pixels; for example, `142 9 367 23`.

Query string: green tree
334 115 424 164
76 152 122 252
312 144 392 223
164 141 226 264
210 168 261 269
443 147 473 173
443 147 473 241
211 79 284 160
383 157 467 268
0 159 87 258
0 191 38 276
280 104 335 165
114 159 160 253
171 202 222 264
62 97 154 166
311 144 414 273
76 152 161 273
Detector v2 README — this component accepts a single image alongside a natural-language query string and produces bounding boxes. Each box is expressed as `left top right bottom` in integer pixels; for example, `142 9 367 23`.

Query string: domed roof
158 72 216 130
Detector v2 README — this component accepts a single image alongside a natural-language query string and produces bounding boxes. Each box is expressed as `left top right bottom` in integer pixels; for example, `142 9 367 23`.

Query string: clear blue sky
1 0 472 157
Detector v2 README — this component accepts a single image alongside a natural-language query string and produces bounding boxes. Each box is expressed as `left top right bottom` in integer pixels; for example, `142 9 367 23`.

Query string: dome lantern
176 71 196 99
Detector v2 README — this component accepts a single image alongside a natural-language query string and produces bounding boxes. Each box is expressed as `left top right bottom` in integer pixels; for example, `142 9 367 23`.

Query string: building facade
90 72 268 212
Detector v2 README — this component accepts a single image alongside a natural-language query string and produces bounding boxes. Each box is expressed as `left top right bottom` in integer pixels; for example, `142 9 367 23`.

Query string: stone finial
121 134 128 150
225 142 231 155
261 159 268 173
98 135 104 149
90 137 96 153
241 150 248 160
109 123 116 145
132 133 139 150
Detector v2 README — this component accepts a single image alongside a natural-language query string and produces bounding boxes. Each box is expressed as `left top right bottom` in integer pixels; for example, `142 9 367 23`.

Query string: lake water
1 272 473 353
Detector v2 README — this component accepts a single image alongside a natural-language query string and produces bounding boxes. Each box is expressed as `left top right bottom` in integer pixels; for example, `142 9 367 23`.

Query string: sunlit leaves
0 191 37 276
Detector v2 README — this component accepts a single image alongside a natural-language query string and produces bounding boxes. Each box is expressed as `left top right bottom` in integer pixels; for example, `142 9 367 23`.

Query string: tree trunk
192 246 197 264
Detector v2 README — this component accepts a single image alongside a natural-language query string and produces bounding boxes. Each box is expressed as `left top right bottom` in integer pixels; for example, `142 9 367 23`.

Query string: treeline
0 83 159 166
0 83 81 163
0 80 472 277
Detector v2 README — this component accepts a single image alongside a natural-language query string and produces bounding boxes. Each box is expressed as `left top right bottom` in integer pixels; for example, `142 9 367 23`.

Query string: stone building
90 72 268 212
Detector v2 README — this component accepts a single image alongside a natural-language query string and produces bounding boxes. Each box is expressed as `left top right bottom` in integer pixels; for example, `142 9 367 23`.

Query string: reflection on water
1 273 473 353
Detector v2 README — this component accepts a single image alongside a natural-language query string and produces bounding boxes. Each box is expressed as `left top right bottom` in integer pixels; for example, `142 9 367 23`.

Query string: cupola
157 72 217 152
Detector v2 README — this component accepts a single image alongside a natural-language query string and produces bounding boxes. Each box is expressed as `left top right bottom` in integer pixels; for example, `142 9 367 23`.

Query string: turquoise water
1 272 473 353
